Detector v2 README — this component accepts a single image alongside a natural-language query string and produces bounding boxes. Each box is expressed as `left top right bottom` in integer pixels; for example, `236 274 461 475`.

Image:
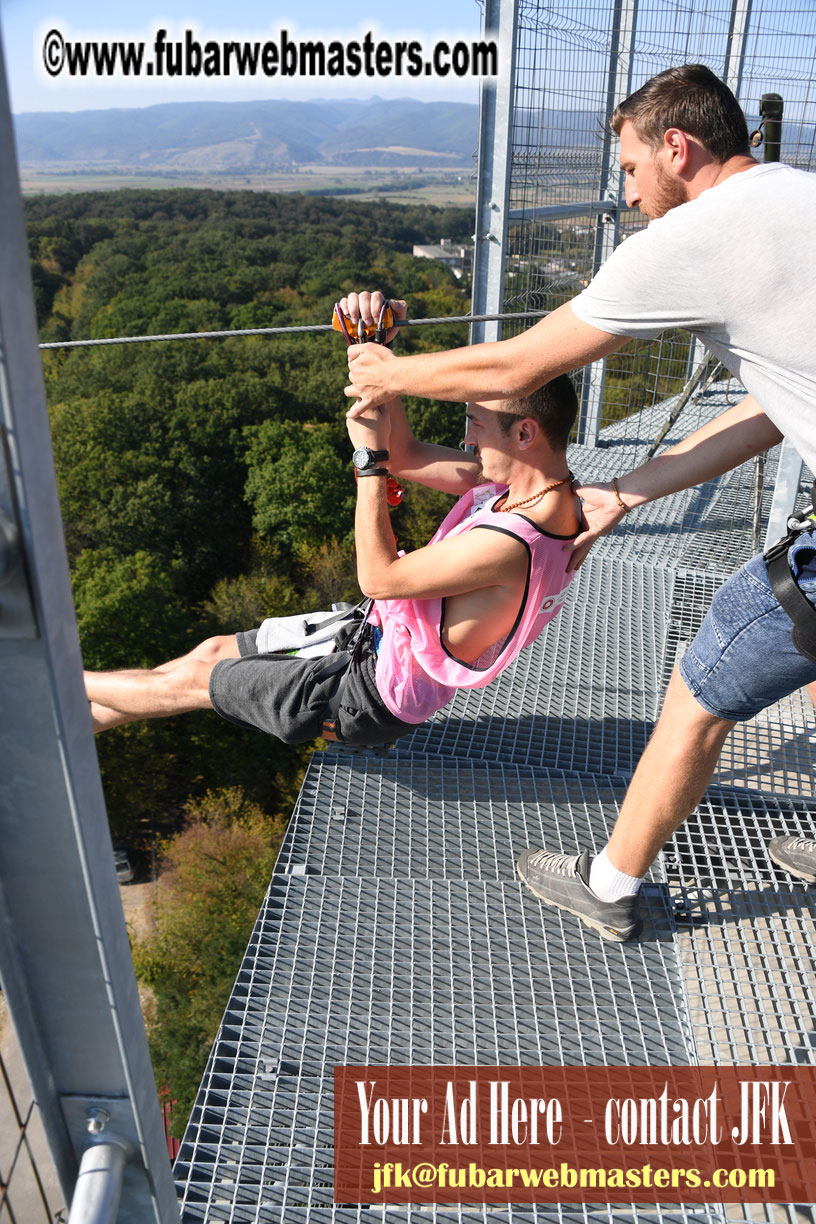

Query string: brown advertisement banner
334 1065 816 1204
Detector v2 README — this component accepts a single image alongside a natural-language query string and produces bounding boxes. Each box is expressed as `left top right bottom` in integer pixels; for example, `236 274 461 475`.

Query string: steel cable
39 310 548 351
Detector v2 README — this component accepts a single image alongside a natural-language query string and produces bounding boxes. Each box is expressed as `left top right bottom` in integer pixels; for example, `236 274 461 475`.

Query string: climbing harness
318 598 376 742
306 598 373 654
764 480 816 664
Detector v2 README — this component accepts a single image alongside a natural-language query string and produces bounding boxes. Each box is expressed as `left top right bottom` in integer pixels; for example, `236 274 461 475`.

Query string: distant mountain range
15 97 800 174
14 98 484 171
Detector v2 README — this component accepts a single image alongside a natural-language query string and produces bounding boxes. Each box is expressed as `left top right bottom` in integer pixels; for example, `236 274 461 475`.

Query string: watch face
352 447 372 469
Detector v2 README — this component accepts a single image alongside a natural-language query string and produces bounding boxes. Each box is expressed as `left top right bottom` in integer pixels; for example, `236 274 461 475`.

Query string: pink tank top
372 483 576 724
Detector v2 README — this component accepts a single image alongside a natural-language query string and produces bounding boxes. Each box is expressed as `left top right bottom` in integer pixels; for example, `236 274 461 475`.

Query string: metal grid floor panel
218 877 684 1072
565 388 750 573
713 694 816 799
394 546 815 792
665 787 816 892
662 791 816 1080
398 557 672 773
176 1204 728 1223
277 755 660 885
674 887 816 1067
176 1069 720 1223
569 384 812 576
176 875 695 1223
664 575 816 797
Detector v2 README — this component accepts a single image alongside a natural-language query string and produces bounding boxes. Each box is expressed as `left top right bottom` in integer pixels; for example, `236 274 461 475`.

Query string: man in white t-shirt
344 64 816 939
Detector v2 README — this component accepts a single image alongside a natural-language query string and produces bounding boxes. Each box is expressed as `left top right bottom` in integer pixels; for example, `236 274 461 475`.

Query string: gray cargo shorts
208 626 414 747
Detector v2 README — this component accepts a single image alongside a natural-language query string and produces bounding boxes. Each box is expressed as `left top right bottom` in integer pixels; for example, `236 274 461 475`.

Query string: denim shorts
678 529 816 722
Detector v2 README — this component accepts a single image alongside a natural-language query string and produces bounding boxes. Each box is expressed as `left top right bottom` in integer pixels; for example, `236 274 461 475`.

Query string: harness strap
764 480 816 665
316 652 353 742
320 601 375 740
767 549 816 664
302 602 358 636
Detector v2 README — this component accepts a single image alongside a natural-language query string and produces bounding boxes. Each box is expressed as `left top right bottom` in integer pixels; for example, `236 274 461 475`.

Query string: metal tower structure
0 33 180 1224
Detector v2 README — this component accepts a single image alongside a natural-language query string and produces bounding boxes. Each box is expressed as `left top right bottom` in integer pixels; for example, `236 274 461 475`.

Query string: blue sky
0 0 485 114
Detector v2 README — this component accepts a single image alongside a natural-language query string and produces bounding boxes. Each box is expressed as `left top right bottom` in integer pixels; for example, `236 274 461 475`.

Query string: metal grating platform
565 389 783 572
714 691 816 800
212 875 681 1072
569 385 813 576
398 557 670 774
176 747 816 1222
277 756 661 882
662 789 816 1069
175 872 691 1223
398 555 816 792
667 787 816 891
674 885 816 1066
664 576 816 799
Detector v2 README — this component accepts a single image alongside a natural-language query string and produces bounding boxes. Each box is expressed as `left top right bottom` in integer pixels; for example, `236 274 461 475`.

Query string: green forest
26 187 473 1126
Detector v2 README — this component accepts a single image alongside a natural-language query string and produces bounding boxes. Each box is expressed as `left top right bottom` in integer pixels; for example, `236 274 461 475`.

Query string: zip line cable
38 310 547 351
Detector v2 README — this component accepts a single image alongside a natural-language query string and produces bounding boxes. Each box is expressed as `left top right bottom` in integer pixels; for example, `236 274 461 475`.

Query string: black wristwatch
352 446 389 472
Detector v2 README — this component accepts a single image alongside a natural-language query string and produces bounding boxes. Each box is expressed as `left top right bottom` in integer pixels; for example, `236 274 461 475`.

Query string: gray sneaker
768 835 816 883
517 847 641 942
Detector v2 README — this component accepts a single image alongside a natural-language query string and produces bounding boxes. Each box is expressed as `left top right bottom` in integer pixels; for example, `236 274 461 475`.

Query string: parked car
113 845 135 884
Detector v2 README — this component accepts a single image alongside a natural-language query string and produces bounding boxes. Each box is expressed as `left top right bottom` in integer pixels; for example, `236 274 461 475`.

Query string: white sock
589 847 643 902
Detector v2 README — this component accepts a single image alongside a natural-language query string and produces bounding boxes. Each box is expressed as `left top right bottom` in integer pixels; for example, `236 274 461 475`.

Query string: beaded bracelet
610 477 630 514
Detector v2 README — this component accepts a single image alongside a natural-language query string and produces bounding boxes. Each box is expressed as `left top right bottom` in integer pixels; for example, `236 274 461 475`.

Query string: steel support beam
508 199 631 223
724 0 754 99
0 34 180 1224
470 0 518 346
579 0 639 446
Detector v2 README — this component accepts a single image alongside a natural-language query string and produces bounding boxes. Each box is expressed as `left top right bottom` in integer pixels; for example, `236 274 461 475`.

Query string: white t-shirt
570 162 816 471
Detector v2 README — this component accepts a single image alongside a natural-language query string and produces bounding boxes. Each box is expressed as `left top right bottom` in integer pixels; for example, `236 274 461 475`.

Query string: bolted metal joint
85 1108 110 1137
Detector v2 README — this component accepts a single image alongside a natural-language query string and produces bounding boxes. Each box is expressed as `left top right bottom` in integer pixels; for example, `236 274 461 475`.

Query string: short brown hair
495 374 578 452
611 64 750 162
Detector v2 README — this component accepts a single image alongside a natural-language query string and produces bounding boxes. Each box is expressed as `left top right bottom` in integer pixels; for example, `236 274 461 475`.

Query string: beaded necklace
497 475 571 514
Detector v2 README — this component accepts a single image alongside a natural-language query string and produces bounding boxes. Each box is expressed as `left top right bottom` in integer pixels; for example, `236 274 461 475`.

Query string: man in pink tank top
84 294 581 747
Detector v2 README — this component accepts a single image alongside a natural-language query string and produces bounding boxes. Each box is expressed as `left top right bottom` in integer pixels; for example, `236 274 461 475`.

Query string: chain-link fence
0 1033 64 1224
492 0 816 556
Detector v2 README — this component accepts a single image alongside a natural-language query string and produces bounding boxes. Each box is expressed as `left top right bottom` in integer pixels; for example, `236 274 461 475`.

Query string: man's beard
647 162 689 218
